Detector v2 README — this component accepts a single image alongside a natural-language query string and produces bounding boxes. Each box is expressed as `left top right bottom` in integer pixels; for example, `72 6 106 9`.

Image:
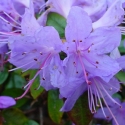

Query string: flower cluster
0 0 125 124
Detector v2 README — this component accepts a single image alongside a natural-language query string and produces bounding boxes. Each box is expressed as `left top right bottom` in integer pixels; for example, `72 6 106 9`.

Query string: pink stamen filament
0 15 21 29
8 61 34 72
95 82 119 125
89 86 96 113
78 53 90 84
3 11 21 26
94 85 107 118
100 83 121 106
15 53 51 100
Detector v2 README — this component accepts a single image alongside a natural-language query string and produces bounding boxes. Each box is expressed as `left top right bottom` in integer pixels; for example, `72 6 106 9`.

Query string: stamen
3 11 21 26
0 15 21 29
15 53 51 100
78 53 90 84
89 86 96 113
95 86 107 118
95 82 119 125
8 61 34 72
88 86 92 112
100 83 121 106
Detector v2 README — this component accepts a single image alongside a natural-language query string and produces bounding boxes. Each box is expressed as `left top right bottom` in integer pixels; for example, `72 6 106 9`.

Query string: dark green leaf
0 68 8 85
48 90 63 124
67 92 93 125
5 72 26 89
119 35 125 53
30 70 44 99
46 12 66 38
116 71 125 82
2 108 28 125
24 120 39 125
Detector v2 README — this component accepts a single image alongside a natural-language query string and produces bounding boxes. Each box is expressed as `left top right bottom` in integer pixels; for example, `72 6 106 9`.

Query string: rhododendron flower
0 96 16 109
57 7 122 125
8 11 64 98
63 6 121 83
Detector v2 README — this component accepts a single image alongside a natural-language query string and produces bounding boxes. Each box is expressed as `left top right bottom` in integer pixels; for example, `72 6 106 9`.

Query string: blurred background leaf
48 90 63 124
46 12 66 38
67 92 93 125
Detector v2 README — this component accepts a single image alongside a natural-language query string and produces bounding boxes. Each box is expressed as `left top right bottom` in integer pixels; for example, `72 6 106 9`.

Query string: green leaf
48 90 63 124
46 12 66 38
30 70 44 99
24 120 39 125
0 68 8 85
67 92 93 125
116 71 125 82
2 88 28 108
2 108 28 125
119 35 125 53
5 72 26 89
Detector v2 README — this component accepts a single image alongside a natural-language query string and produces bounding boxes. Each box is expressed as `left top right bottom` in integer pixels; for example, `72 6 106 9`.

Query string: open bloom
63 6 121 83
0 96 16 109
8 5 64 98
57 7 121 125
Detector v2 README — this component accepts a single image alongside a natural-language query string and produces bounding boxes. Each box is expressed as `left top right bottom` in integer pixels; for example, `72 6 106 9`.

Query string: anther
79 40 82 42
88 49 90 53
106 116 110 119
42 78 45 80
87 81 91 85
40 52 42 55
96 61 99 64
73 40 76 42
22 52 26 55
86 72 88 76
34 58 37 61
109 88 112 91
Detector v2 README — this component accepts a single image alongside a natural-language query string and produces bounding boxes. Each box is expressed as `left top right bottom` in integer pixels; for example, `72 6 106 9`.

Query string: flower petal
0 96 16 109
65 6 92 43
93 0 124 28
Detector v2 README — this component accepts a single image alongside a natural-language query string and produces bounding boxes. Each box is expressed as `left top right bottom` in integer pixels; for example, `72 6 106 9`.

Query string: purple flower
0 96 16 109
59 7 121 123
94 99 125 125
64 6 121 83
93 0 124 29
8 12 64 98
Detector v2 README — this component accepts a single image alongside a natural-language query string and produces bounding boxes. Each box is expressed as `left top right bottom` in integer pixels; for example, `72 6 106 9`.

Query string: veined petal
65 6 92 43
46 0 76 18
83 53 121 82
21 9 40 35
50 55 66 88
85 27 121 54
93 0 124 29
60 83 87 112
117 56 125 69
